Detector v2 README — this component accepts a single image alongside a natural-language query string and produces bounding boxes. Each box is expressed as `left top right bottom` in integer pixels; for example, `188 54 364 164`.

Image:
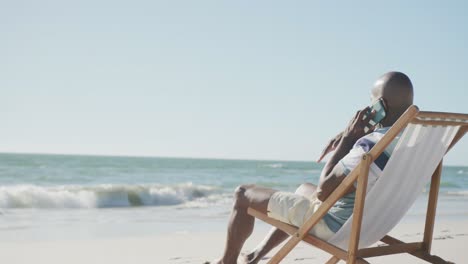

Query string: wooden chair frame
248 106 468 264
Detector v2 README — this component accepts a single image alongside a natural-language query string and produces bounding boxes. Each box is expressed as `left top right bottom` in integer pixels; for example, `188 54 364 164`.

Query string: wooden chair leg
325 256 340 264
423 162 443 253
413 251 452 264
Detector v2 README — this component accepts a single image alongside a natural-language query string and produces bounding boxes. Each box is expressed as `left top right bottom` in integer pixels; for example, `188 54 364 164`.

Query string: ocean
0 153 467 242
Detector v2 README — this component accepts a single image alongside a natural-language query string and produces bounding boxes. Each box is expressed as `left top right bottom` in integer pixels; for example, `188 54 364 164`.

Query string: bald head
371 71 414 126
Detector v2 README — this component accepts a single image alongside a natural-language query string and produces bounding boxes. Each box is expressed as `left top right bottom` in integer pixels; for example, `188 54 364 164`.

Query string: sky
1 1 467 165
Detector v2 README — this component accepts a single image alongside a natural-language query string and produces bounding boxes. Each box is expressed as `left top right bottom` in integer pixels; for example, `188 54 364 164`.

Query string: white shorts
267 191 335 240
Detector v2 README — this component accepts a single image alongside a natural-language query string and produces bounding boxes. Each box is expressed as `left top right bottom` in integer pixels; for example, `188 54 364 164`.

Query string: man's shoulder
359 127 390 142
368 127 391 138
352 127 391 152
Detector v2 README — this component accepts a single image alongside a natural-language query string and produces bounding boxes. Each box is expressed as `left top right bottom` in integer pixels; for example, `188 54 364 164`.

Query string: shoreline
2 206 466 242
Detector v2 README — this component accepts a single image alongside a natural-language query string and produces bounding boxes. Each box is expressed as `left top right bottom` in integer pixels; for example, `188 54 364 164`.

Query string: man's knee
295 183 317 197
234 184 253 209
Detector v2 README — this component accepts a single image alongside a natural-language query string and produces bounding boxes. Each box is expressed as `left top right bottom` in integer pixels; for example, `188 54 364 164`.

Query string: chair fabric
327 123 460 249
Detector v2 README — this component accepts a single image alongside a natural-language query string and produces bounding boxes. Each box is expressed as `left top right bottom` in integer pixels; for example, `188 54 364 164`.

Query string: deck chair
248 105 468 264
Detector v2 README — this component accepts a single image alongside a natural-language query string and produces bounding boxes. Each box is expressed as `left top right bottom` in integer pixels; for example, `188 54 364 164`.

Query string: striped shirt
322 127 399 233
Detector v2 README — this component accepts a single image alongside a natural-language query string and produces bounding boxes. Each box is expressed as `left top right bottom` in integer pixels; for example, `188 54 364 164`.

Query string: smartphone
364 98 387 131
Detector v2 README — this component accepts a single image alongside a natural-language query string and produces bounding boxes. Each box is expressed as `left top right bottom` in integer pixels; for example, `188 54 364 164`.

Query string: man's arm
316 131 344 163
316 107 374 202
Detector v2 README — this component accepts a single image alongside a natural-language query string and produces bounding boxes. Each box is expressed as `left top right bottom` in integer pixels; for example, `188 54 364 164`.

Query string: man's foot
238 252 262 264
237 253 249 264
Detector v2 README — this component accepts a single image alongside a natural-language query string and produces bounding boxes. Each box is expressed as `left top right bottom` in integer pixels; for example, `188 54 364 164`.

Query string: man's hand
317 132 343 162
342 106 376 142
316 107 375 163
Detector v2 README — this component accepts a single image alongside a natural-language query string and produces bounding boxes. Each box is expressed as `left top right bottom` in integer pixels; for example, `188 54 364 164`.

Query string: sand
1 219 466 264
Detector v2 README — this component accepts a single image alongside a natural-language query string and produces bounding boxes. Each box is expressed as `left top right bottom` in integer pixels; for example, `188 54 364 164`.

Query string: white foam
0 183 222 209
446 190 468 197
262 163 283 168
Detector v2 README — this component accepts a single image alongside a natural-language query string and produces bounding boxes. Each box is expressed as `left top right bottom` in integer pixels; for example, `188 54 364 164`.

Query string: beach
1 218 467 263
0 153 467 263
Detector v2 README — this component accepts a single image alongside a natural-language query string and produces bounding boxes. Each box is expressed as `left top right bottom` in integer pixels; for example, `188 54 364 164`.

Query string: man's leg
215 184 278 264
243 183 318 264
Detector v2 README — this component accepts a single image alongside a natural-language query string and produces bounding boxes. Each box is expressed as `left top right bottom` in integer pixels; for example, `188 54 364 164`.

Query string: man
213 72 414 264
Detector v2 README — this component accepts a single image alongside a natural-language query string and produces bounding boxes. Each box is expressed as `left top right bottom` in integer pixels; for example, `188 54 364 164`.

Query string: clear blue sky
1 1 467 165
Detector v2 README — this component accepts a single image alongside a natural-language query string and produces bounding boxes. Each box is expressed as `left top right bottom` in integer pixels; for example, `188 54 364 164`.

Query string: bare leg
244 183 318 264
214 184 278 264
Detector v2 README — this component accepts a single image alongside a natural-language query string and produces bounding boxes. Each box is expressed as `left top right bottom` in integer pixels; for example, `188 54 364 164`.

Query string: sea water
0 153 467 241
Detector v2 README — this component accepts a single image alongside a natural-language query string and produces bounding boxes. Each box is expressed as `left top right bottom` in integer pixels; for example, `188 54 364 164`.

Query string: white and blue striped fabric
327 123 460 249
323 127 400 233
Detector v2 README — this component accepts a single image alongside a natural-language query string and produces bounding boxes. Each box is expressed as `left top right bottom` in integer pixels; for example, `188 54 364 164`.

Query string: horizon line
0 151 466 167
0 151 318 164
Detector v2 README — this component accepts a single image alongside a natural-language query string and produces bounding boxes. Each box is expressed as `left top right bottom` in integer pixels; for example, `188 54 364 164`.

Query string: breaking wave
0 183 225 209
